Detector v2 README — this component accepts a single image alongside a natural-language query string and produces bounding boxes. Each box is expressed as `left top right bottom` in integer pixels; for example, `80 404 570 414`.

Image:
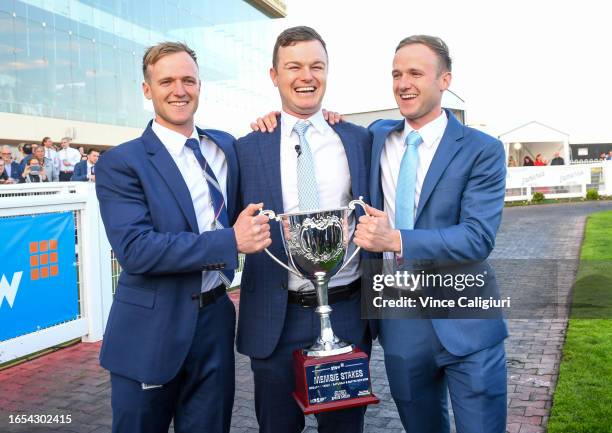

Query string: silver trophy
260 197 368 357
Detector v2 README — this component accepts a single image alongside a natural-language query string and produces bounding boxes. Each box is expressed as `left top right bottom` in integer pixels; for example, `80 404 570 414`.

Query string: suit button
191 293 199 300
281 282 287 290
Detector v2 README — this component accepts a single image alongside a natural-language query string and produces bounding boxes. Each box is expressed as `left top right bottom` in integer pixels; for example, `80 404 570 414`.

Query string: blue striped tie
185 137 234 286
395 131 423 230
294 120 320 211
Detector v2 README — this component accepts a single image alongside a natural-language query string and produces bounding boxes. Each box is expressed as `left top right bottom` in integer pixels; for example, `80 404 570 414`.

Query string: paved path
1 201 611 433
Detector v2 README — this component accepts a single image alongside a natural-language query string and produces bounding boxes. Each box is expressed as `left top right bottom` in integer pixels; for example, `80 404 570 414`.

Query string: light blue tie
294 120 320 211
395 130 423 230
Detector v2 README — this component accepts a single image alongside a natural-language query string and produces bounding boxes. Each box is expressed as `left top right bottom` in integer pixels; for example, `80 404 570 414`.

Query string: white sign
506 166 592 188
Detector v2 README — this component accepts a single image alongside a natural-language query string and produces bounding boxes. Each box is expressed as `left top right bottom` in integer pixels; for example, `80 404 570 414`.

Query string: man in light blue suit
354 36 508 433
96 41 271 433
235 27 372 433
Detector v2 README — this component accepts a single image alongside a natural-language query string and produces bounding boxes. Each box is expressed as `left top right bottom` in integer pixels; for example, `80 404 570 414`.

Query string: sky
281 0 612 143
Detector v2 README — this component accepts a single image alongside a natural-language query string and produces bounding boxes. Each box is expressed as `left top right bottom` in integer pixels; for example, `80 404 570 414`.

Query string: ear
142 81 152 100
270 67 279 87
439 71 452 92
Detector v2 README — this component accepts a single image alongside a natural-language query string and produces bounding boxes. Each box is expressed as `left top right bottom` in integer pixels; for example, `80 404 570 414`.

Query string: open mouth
399 93 418 100
295 86 316 94
169 101 189 107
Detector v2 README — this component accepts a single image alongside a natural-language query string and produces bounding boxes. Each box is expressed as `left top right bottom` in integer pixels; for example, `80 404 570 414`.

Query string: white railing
505 161 612 201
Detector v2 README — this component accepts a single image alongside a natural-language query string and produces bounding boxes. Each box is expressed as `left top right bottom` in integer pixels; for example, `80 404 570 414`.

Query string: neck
406 107 443 131
282 107 319 120
155 116 194 138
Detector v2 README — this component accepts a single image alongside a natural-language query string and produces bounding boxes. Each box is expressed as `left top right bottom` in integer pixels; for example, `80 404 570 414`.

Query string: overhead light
513 142 522 150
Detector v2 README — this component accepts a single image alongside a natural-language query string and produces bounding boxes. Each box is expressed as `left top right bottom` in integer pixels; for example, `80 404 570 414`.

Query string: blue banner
0 212 79 341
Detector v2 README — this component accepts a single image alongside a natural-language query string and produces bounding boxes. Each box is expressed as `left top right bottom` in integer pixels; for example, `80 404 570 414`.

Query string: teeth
169 101 188 106
400 94 417 100
295 87 315 92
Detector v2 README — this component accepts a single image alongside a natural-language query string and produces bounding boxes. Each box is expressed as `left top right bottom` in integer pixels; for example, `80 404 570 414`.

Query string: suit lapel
415 111 464 222
331 124 360 201
143 124 199 233
257 126 284 213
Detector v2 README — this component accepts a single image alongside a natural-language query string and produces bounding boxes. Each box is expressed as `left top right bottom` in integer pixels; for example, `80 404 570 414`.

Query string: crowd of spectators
0 137 101 185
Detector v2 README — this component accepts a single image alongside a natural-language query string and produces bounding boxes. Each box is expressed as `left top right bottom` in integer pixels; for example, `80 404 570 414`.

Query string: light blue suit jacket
370 110 508 356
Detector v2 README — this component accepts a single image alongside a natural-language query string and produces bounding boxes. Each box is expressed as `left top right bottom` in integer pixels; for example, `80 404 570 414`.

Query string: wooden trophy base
292 346 379 414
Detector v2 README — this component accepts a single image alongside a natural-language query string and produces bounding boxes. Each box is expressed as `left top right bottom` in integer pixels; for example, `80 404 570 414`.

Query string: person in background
508 155 517 167
534 153 547 166
72 148 100 182
78 146 88 161
1 145 21 181
0 159 16 184
600 153 607 161
607 150 612 160
550 152 564 165
19 157 47 183
42 136 60 181
19 143 34 170
33 145 55 181
523 155 534 166
57 137 82 181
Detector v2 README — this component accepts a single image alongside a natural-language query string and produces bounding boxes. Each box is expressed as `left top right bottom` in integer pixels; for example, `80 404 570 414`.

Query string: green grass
547 211 612 433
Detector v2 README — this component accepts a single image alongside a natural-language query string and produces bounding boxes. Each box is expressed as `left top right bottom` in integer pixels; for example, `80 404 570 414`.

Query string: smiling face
270 40 327 119
392 43 451 130
143 51 200 137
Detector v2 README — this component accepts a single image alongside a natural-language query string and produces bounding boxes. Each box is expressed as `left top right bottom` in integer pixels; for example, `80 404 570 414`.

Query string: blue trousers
379 318 507 433
110 294 236 433
250 294 371 433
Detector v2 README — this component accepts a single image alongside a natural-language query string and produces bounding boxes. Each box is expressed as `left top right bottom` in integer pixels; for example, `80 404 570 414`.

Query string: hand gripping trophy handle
259 196 369 279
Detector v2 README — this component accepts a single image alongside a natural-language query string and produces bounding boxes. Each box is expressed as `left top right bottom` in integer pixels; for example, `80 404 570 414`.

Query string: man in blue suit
95 41 271 433
72 148 99 181
235 27 371 433
354 36 508 433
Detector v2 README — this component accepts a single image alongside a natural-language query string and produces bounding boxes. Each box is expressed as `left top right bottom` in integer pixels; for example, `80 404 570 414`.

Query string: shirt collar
152 119 199 157
401 110 448 148
281 109 330 137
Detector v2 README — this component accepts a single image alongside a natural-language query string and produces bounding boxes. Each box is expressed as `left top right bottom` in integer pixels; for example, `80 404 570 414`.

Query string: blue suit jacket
234 120 371 359
370 110 508 356
95 122 240 384
8 161 21 180
71 160 89 181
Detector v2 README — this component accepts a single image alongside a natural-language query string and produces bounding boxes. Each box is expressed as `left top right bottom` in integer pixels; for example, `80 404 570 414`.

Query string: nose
172 79 186 96
396 74 413 92
299 67 314 82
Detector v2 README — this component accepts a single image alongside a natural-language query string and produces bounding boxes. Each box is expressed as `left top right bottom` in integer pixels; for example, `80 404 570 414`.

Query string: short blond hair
142 41 198 82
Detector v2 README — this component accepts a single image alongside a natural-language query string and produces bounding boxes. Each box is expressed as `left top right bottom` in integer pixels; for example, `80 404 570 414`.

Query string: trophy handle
259 209 304 279
337 196 369 274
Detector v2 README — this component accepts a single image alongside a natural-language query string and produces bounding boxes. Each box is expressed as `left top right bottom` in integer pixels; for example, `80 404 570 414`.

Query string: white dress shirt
380 110 448 261
280 110 360 292
58 147 82 172
45 147 60 181
152 120 228 293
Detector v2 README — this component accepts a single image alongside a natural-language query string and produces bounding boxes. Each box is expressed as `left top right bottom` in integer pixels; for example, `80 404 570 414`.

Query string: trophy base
293 347 379 414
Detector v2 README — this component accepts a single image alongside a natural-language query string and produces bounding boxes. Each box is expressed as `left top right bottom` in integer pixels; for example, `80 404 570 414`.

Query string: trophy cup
260 197 379 414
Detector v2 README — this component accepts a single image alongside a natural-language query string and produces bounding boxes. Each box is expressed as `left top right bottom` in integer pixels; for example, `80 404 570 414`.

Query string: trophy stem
306 273 353 357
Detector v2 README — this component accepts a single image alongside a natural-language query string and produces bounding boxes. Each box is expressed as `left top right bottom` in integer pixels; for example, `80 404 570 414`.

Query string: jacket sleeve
95 149 239 276
400 139 506 262
71 162 88 181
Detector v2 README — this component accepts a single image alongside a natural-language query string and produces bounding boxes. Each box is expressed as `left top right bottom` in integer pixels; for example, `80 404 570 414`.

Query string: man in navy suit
354 36 508 433
235 27 371 433
1 146 21 181
72 148 99 181
95 41 271 433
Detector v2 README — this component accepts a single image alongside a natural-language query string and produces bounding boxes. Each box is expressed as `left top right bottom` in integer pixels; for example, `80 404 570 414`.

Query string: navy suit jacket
234 120 371 359
369 110 508 356
96 122 240 384
71 160 89 181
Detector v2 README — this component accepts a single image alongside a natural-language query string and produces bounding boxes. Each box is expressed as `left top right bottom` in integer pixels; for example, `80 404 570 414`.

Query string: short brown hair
142 41 198 82
272 26 327 69
395 35 452 74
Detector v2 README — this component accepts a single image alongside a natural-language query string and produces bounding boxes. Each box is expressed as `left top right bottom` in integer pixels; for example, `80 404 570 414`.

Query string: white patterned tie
294 120 320 211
